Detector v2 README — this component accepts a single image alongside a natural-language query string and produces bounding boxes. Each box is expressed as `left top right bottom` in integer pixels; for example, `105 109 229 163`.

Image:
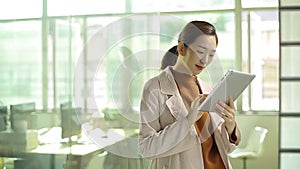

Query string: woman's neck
173 56 193 76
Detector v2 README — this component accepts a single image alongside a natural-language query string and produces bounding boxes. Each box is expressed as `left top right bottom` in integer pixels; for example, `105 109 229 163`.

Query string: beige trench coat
139 67 241 169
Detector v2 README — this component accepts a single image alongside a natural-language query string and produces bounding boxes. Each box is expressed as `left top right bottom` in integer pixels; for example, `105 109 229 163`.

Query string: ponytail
160 45 178 70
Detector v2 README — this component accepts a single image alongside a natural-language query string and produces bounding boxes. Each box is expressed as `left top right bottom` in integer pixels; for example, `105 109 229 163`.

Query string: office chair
228 126 268 169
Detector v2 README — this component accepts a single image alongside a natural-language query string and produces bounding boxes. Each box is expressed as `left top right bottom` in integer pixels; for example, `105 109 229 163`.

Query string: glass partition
47 0 126 16
281 46 300 77
281 11 300 42
52 19 82 109
242 10 279 111
0 21 42 107
281 153 300 169
130 0 235 12
281 82 300 113
242 0 278 7
0 0 42 20
280 117 300 148
281 0 300 6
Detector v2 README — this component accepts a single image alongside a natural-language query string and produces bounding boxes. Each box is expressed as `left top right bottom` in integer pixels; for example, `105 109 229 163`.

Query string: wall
230 114 279 169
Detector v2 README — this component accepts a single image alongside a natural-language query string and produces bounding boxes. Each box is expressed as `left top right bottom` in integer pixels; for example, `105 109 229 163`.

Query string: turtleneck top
171 68 226 169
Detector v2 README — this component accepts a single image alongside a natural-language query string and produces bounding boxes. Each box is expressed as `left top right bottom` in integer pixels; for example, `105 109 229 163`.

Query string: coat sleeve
138 78 198 159
218 122 241 154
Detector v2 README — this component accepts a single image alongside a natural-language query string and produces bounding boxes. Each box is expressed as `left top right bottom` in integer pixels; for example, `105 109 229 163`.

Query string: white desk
0 127 138 169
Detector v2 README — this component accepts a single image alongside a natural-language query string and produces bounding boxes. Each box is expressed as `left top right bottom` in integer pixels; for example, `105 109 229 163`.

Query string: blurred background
0 0 299 169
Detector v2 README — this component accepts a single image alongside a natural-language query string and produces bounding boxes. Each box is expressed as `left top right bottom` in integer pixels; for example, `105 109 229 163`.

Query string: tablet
197 70 256 112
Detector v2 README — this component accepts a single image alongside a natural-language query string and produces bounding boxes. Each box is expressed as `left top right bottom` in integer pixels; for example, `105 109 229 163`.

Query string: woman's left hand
215 96 236 135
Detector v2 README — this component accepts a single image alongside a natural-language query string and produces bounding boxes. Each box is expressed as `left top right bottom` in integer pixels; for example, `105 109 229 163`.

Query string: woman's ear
177 42 186 56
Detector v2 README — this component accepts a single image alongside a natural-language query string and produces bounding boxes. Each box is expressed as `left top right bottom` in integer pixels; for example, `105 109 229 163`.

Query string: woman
139 21 241 169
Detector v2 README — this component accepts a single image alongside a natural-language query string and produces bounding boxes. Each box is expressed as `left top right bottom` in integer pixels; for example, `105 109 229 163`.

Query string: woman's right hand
187 94 207 125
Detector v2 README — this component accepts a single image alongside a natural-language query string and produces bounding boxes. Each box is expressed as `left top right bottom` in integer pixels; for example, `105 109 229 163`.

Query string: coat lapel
158 67 188 120
157 67 214 121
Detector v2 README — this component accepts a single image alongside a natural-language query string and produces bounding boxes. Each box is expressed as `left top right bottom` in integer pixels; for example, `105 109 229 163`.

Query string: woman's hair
160 45 178 70
178 20 218 46
160 21 218 70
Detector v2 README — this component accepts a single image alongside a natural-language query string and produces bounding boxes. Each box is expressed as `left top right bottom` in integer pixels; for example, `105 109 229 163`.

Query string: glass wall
0 0 281 168
279 0 300 168
0 2 279 112
242 10 279 110
130 0 235 12
0 21 42 105
0 0 42 19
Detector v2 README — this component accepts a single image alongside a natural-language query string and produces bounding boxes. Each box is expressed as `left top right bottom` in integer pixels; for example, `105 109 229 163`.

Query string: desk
29 143 105 169
0 127 139 169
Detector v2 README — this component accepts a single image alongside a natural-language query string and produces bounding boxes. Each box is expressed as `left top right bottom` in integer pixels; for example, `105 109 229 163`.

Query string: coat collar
157 67 178 96
158 67 187 119
157 66 214 121
158 66 212 95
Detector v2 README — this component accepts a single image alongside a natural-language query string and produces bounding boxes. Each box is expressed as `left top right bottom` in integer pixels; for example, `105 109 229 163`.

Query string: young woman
139 21 241 169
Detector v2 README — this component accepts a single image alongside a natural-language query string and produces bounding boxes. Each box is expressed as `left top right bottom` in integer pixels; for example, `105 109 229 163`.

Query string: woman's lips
196 64 205 71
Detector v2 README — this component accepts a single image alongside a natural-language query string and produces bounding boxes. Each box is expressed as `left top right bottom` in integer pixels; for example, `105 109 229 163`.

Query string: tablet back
198 70 256 112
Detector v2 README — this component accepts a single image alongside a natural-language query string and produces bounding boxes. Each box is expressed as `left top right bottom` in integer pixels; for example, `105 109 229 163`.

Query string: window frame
0 0 279 114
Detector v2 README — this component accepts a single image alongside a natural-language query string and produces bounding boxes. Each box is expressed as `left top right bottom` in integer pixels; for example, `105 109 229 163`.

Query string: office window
281 82 300 113
86 16 123 111
281 47 300 77
242 0 278 7
279 0 299 6
130 0 234 12
0 0 279 113
47 0 126 16
47 19 82 108
0 21 42 107
242 10 279 111
281 153 300 169
87 15 162 111
280 11 300 42
281 117 300 148
0 1 282 168
0 0 42 20
279 1 300 168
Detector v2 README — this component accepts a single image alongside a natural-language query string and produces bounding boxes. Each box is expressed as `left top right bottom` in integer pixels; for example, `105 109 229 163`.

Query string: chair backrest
244 126 268 154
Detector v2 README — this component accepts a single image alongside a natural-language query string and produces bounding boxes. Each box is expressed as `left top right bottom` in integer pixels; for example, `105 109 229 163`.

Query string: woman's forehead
189 35 217 50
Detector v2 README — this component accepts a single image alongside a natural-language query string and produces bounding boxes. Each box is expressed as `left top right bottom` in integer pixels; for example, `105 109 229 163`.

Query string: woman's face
182 35 217 75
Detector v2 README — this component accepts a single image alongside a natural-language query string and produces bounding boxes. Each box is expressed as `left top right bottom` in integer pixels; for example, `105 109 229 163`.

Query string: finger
218 101 231 112
228 96 234 108
224 109 234 119
191 94 204 110
215 103 225 116
218 100 234 116
216 103 234 119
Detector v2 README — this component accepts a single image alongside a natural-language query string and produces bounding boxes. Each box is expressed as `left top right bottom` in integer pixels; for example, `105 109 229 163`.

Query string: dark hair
178 20 218 46
160 21 218 70
160 45 178 70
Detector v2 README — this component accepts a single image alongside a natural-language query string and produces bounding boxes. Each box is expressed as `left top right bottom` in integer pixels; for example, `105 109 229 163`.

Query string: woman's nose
200 55 209 65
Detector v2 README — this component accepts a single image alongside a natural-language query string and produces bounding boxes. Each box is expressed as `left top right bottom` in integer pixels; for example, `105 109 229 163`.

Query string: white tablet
197 70 256 112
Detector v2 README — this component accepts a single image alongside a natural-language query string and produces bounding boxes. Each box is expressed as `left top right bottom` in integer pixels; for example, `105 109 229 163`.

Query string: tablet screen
197 70 256 112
